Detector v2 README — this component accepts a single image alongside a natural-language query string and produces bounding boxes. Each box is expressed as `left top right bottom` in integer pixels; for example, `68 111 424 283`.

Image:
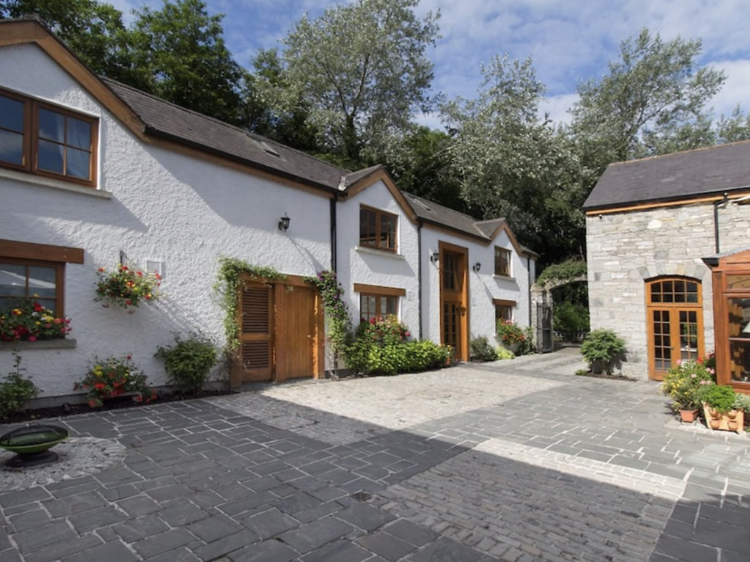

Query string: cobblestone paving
1 349 748 562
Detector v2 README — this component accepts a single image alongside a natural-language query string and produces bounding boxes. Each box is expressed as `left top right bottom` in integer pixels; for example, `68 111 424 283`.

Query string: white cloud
539 93 579 125
709 59 750 117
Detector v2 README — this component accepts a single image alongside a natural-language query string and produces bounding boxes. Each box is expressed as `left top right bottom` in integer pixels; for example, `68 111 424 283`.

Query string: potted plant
94 264 162 312
660 358 713 422
698 383 743 433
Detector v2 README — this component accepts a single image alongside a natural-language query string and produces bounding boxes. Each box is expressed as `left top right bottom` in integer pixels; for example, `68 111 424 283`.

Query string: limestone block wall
586 200 750 379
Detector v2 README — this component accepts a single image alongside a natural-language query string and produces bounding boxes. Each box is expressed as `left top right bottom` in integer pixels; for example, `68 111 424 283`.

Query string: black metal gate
536 303 553 353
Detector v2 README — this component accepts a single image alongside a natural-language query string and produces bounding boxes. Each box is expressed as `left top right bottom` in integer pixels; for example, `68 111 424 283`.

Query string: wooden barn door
230 277 323 388
237 282 274 383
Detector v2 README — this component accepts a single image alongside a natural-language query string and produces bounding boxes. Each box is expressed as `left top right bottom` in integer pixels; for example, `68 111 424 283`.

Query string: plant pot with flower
94 264 162 312
698 384 744 433
496 320 525 355
0 298 71 342
660 358 714 423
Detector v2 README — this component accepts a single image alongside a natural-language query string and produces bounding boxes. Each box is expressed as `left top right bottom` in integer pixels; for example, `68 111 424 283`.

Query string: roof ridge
611 139 750 167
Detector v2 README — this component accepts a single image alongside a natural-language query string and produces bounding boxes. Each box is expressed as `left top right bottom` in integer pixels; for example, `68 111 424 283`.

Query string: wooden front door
647 277 703 381
239 282 274 382
276 284 316 381
440 242 469 361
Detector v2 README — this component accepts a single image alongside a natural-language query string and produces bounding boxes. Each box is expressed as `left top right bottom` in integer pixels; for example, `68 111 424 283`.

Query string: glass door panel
679 310 699 362
652 309 672 373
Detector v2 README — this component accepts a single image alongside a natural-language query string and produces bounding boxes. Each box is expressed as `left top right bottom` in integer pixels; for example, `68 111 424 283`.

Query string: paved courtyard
1 349 749 562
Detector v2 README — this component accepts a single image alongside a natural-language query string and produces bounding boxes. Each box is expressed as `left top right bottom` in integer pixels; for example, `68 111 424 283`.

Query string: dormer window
0 88 98 186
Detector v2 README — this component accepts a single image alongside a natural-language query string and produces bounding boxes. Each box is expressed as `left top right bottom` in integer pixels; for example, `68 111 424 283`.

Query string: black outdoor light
278 213 291 232
430 251 439 264
473 262 481 272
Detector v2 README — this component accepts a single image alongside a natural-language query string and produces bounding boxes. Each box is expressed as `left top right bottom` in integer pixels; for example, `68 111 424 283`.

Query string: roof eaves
582 187 746 212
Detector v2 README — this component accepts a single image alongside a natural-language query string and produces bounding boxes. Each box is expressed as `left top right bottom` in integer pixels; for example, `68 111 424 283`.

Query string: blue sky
111 0 750 128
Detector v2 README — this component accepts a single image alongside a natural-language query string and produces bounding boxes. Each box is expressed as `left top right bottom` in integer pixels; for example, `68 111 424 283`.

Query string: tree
571 28 725 176
716 105 750 144
129 0 245 124
0 0 135 83
442 55 586 263
244 48 321 153
267 0 440 162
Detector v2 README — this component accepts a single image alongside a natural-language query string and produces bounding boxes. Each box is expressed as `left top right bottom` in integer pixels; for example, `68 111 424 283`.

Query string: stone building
585 140 750 393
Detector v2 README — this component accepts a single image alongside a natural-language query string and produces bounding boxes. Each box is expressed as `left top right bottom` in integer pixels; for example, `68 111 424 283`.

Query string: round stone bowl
0 424 69 467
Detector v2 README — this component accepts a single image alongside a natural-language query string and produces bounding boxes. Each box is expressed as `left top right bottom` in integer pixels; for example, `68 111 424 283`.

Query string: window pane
727 275 750 290
38 139 64 173
38 108 65 142
0 130 24 165
359 208 376 246
66 147 91 180
0 95 24 131
728 298 750 338
66 117 91 149
37 298 56 312
385 296 396 316
0 264 26 296
379 213 395 249
28 266 56 297
729 340 750 383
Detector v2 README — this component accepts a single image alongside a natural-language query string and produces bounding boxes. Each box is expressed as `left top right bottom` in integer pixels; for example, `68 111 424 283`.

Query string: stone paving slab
1 349 749 562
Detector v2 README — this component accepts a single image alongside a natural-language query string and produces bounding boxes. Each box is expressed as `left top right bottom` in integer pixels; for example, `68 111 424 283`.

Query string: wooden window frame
354 283 405 323
493 298 515 329
494 247 512 277
359 205 398 252
0 258 65 318
0 87 98 187
0 239 84 319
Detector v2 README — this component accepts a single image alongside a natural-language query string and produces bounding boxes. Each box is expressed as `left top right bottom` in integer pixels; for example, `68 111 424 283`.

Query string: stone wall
586 199 750 379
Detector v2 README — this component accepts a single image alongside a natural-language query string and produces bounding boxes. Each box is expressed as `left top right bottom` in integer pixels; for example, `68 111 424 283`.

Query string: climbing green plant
537 259 587 286
304 270 352 354
213 257 286 350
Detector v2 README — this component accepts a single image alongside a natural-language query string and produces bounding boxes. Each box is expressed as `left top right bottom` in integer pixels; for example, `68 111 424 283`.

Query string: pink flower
691 374 696 379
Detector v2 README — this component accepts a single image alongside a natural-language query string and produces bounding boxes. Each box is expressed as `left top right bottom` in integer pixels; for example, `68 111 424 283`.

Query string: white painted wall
0 44 332 398
420 227 534 347
336 181 420 333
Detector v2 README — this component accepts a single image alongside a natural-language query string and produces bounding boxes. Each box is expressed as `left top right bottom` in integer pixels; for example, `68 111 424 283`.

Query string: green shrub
497 320 526 346
698 384 736 414
581 329 625 374
516 326 536 356
0 353 39 421
575 369 588 376
733 393 750 413
552 301 590 341
496 347 515 360
470 336 498 362
155 333 219 394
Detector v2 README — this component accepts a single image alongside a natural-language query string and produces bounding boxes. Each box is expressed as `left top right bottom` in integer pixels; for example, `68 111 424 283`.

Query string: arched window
646 277 703 381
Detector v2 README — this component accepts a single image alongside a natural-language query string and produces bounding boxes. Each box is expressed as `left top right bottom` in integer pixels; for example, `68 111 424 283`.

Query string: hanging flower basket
94 264 162 311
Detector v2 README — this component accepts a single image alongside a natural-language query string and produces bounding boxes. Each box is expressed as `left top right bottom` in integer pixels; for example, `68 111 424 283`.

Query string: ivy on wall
536 259 587 286
303 270 352 355
213 257 286 350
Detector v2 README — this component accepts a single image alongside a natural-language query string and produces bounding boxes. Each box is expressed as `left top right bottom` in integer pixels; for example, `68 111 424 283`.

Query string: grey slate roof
102 78 349 192
583 140 750 211
402 193 537 257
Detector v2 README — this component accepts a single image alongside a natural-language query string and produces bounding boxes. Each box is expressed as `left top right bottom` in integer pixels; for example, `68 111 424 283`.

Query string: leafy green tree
0 0 135 83
442 55 586 263
129 0 245 124
244 48 321 153
716 105 750 144
571 28 725 177
267 0 440 162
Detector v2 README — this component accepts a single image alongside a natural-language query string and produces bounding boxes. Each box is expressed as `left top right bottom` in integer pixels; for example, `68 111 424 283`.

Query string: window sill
0 338 77 352
494 274 516 281
0 168 111 199
355 246 406 260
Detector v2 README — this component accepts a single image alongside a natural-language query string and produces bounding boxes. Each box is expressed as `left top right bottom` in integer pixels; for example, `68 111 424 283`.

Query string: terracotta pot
679 409 699 423
702 403 745 433
709 419 721 429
